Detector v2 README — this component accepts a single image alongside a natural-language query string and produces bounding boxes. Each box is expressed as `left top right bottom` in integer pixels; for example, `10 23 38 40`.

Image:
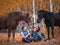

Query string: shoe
43 38 48 41
12 40 16 43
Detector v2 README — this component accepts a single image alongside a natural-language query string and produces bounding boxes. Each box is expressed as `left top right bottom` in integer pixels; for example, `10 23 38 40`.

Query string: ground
0 30 60 45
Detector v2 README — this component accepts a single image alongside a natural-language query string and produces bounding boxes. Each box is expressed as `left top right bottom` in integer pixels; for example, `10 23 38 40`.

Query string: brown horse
0 12 32 42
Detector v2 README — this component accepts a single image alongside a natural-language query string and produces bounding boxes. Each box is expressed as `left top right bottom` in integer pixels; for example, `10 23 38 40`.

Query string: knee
41 33 44 36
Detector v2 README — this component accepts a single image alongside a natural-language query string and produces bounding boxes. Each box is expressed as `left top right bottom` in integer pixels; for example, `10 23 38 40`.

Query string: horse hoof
12 40 16 43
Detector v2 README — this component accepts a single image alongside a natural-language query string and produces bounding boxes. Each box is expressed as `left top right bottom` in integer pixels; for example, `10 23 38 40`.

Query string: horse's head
37 10 45 23
14 12 32 25
21 12 32 25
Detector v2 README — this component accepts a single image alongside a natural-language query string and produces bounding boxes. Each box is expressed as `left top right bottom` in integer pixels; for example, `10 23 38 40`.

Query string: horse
0 12 32 42
37 10 60 40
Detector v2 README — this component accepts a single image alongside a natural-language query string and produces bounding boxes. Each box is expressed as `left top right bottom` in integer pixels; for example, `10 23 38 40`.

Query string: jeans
22 36 32 43
32 31 45 42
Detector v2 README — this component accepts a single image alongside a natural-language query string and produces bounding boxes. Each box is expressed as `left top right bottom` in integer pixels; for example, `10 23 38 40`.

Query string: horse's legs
50 18 55 39
12 30 15 42
47 27 50 40
7 29 11 42
51 27 54 39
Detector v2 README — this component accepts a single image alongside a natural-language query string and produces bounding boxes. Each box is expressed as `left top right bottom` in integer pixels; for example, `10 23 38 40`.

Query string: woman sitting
32 26 47 42
21 26 32 43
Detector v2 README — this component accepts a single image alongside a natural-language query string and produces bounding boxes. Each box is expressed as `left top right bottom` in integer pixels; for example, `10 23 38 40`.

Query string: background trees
0 0 60 15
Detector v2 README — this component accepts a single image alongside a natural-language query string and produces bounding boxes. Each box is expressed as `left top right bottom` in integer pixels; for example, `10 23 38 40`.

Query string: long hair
22 26 25 30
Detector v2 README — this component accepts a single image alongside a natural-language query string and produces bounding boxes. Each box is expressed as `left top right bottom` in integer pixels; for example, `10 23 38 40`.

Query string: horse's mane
7 11 31 24
8 12 22 17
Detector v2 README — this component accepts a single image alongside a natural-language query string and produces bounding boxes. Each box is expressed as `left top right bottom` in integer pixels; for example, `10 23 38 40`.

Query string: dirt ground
0 31 60 45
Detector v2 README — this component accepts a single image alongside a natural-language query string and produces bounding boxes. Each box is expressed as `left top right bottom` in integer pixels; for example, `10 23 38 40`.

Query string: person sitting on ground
21 26 32 43
32 26 47 42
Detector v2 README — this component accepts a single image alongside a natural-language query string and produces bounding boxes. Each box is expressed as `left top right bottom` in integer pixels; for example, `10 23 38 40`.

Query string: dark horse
37 10 60 40
0 12 31 42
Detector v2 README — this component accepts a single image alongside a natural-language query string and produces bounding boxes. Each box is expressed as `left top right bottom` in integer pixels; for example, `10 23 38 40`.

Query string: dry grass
0 40 60 45
0 26 60 45
0 32 60 45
